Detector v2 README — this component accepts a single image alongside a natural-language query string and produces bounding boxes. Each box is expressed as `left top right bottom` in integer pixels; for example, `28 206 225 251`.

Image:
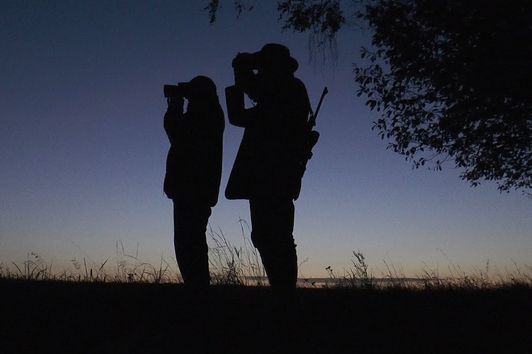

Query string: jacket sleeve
164 99 185 145
225 85 263 128
188 106 225 156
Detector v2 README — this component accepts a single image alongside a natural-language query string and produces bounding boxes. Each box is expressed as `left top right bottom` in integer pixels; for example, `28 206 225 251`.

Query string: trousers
249 198 298 291
173 200 211 287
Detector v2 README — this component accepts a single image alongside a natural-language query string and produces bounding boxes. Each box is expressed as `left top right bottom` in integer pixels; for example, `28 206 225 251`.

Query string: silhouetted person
225 44 311 294
163 75 224 288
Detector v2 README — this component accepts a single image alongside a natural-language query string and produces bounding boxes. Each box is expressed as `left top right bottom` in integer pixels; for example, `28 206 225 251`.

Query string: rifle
309 86 329 128
305 87 328 159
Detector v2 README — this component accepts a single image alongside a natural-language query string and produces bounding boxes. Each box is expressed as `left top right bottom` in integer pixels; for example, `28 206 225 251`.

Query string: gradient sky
1 1 531 278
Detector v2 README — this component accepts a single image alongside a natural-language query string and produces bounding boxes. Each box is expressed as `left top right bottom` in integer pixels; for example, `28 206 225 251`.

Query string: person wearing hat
163 75 225 288
225 44 311 294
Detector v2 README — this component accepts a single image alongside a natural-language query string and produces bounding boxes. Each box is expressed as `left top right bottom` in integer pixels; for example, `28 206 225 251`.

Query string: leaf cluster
277 0 345 38
205 0 255 24
354 0 532 192
206 0 345 38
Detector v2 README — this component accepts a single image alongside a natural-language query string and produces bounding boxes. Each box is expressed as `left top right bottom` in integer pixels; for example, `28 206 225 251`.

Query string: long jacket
164 100 225 206
225 74 311 200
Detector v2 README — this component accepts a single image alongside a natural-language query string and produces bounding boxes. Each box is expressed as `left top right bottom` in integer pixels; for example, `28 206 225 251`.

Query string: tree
206 0 532 193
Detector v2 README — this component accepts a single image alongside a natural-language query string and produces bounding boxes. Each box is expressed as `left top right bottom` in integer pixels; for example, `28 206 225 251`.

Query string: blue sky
1 1 530 277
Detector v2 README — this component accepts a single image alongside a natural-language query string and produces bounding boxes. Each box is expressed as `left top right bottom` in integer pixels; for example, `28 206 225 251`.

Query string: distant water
242 277 428 288
298 277 428 287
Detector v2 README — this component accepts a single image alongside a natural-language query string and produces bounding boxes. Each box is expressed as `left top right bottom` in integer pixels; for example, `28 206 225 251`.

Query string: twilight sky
1 1 530 278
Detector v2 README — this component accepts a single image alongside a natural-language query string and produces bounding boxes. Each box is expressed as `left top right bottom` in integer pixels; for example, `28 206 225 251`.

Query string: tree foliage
206 1 345 39
355 0 531 192
206 0 532 192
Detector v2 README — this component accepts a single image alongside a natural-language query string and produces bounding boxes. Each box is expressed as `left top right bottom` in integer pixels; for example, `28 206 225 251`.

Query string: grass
1 276 530 354
0 222 532 354
2 228 531 290
322 250 532 290
1 226 531 354
0 222 267 285
207 220 267 286
2 227 530 353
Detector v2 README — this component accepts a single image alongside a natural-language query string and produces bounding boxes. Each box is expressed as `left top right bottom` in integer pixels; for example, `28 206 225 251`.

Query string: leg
250 198 298 292
173 200 211 288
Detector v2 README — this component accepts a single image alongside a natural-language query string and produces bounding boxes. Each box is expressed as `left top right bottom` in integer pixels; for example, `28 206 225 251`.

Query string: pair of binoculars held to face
163 82 190 99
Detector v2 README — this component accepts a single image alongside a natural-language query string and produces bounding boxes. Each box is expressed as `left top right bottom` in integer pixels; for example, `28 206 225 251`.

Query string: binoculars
163 82 190 99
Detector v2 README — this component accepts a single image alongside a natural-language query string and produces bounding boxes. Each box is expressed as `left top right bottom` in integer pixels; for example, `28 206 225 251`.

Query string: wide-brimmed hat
254 43 299 73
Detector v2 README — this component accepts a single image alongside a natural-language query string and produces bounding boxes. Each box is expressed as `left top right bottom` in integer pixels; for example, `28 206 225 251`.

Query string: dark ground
1 279 531 354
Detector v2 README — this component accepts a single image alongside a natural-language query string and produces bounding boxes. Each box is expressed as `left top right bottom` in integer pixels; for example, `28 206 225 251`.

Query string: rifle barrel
310 87 328 127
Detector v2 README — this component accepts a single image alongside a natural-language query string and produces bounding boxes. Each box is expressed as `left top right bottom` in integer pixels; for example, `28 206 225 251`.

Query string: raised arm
163 97 185 145
225 85 262 128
